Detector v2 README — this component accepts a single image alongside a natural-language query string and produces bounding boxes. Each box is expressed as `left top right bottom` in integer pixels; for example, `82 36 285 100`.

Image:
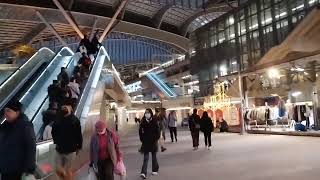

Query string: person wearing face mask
0 100 36 180
51 99 83 180
139 108 161 179
90 120 121 180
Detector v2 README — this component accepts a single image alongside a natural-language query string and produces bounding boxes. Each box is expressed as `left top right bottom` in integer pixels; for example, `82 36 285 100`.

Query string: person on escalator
91 31 101 55
68 77 80 109
58 67 70 89
78 42 87 55
48 80 64 106
42 102 58 140
78 52 91 78
0 100 36 180
80 34 92 53
52 99 83 180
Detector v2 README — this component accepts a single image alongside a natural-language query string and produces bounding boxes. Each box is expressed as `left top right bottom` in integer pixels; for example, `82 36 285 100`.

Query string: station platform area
75 125 320 180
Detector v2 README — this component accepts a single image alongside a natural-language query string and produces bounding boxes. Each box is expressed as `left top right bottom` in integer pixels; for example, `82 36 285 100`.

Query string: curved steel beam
0 3 189 52
151 4 173 29
180 3 231 36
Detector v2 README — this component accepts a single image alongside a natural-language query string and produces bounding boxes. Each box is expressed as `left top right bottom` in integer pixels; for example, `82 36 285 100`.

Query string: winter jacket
0 113 36 174
42 109 57 126
52 114 83 154
168 114 177 128
58 71 70 86
68 82 80 99
200 117 214 133
139 117 161 153
48 84 64 103
188 114 201 132
90 129 120 167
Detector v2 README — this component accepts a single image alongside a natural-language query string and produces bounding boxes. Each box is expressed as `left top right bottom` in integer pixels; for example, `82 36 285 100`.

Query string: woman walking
139 108 161 179
200 111 214 150
90 120 121 180
168 111 178 142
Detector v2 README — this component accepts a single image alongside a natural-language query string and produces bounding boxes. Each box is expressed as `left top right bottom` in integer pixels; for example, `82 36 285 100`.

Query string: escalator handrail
28 47 75 122
33 47 104 141
146 72 176 97
75 46 105 118
150 73 176 96
0 48 55 110
19 47 74 103
0 47 54 89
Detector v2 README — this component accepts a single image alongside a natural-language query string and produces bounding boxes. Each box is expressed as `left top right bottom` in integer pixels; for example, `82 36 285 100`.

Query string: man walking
189 109 201 150
0 101 36 180
52 100 83 180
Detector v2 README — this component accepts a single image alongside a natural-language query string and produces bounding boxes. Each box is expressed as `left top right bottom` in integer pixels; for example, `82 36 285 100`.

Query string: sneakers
161 147 167 152
208 146 212 150
140 173 147 179
152 172 159 176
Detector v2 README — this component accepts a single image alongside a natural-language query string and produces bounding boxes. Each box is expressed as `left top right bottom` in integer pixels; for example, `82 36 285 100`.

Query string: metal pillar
52 0 84 39
99 0 128 43
36 11 68 47
238 73 246 135
89 18 99 40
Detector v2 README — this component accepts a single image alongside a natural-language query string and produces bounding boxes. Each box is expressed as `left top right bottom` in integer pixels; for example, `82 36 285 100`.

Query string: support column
36 11 68 47
238 74 246 134
309 61 320 129
52 0 84 39
89 18 99 40
99 0 128 43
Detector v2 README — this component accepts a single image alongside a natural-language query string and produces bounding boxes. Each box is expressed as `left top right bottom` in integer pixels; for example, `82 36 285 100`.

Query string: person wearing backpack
188 109 201 150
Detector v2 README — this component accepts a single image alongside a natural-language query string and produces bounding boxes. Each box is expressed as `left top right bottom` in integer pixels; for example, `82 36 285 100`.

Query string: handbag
88 167 98 180
114 158 126 176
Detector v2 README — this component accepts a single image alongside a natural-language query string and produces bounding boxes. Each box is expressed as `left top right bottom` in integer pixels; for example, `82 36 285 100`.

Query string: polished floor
76 126 320 180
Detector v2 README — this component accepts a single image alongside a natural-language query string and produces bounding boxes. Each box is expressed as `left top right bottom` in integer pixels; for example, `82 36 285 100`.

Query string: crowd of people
137 108 215 179
0 34 108 180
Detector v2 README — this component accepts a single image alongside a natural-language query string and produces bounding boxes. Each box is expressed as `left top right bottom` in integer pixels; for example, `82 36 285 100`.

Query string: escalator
0 48 55 115
17 47 75 135
146 72 177 98
32 46 108 179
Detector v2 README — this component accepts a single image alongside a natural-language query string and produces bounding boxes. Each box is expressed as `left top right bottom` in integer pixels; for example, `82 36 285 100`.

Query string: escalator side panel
0 48 55 109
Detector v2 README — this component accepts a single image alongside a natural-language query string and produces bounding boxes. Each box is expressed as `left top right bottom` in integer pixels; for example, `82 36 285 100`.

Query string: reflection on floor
76 126 320 180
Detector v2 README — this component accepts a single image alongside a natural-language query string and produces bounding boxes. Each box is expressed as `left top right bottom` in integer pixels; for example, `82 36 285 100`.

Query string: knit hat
95 120 106 133
5 101 22 112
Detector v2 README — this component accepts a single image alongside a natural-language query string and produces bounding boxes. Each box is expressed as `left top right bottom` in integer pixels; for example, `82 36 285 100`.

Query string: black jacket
200 117 214 133
48 84 64 103
188 114 201 132
0 113 36 174
52 114 83 154
58 71 70 86
139 117 161 153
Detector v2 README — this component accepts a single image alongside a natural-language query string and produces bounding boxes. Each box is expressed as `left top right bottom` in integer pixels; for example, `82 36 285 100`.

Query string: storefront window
274 1 287 20
291 0 305 13
262 8 272 26
248 3 257 15
261 0 271 9
249 14 258 30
